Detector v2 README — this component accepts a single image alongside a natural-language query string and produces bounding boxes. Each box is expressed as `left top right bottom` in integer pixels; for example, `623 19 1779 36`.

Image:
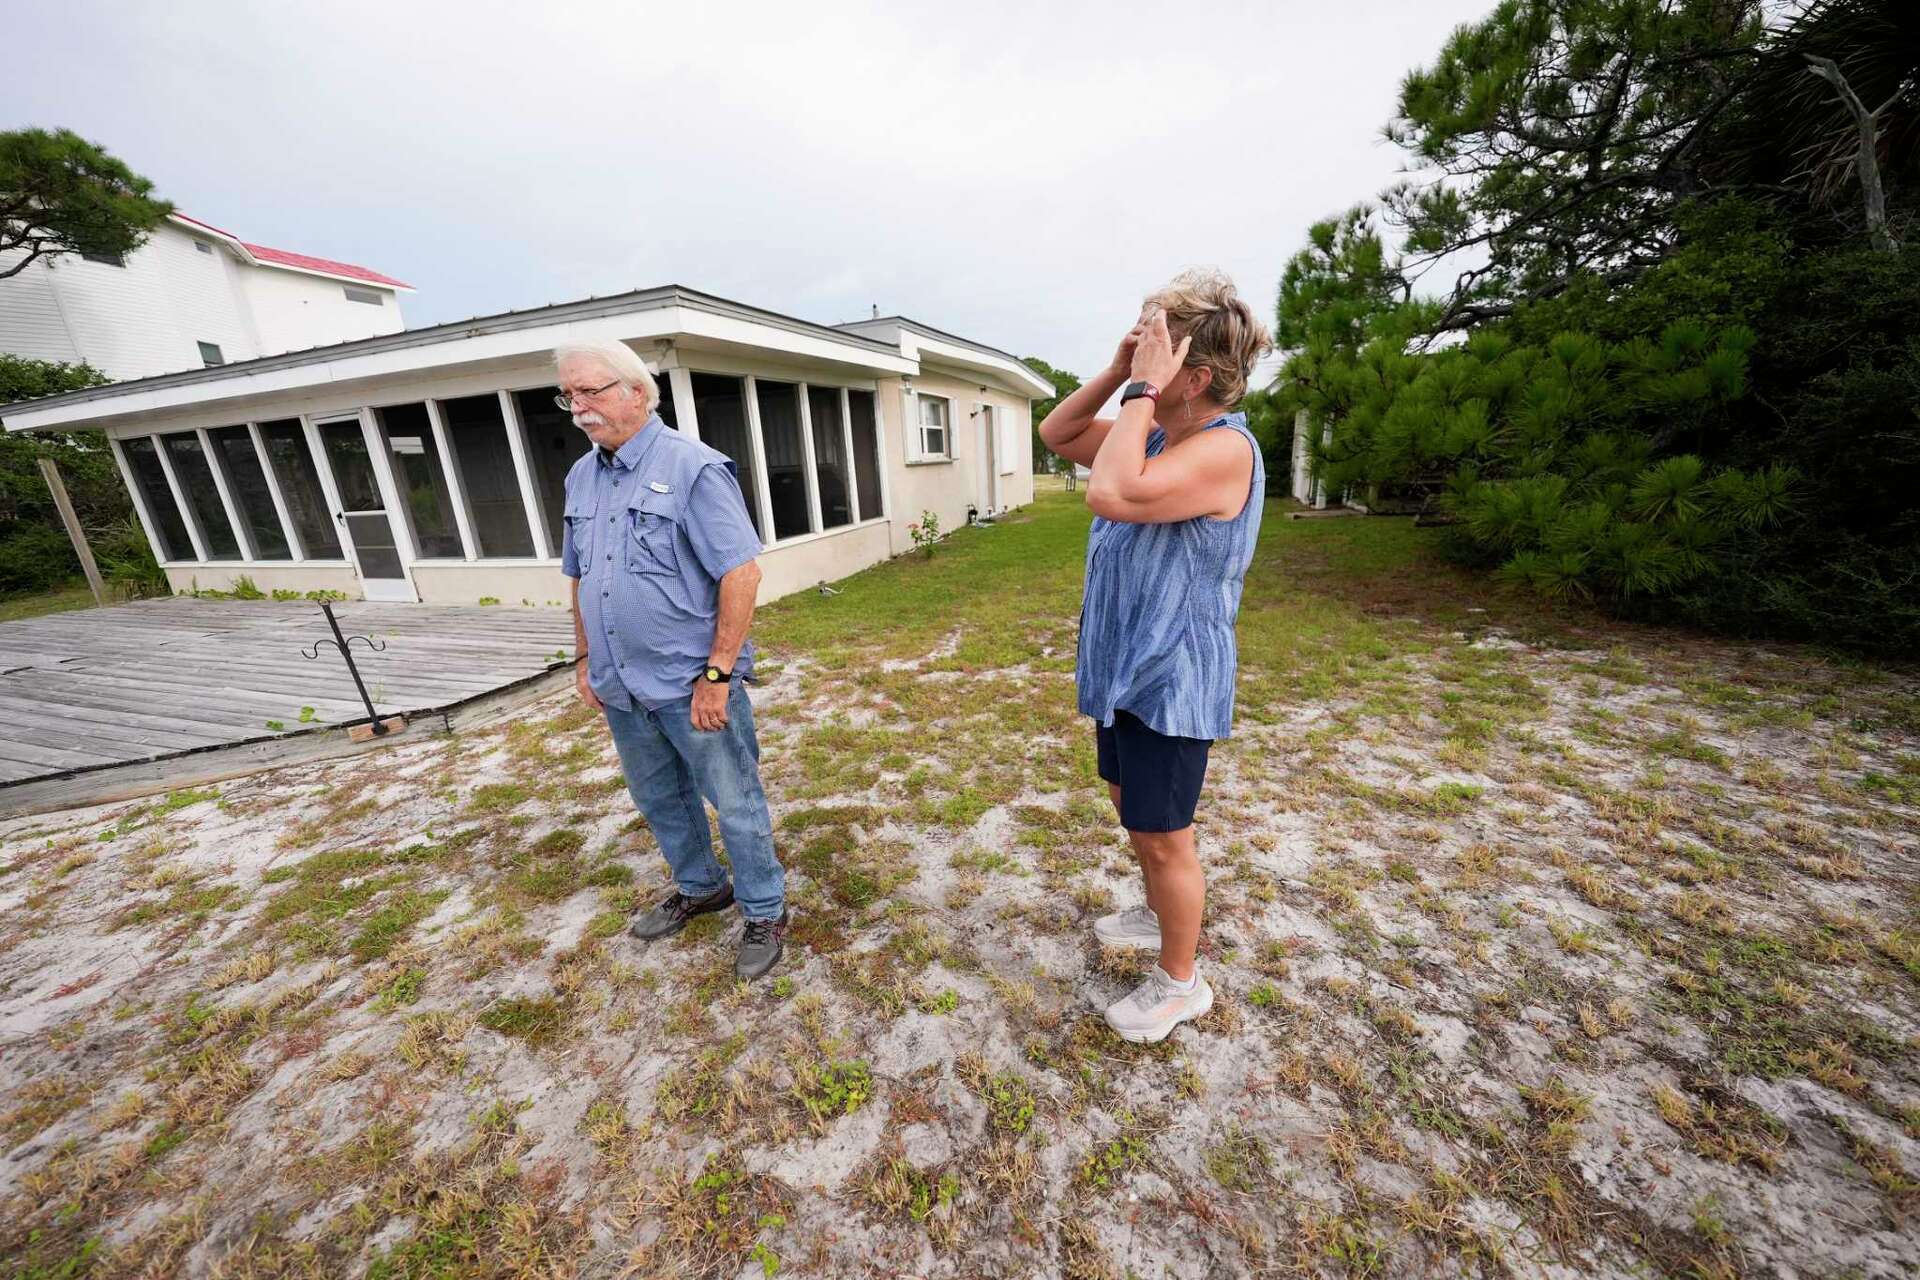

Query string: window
194 240 214 255
121 437 192 561
514 388 585 555
374 403 463 558
258 420 342 557
439 395 534 558
690 373 763 540
343 286 384 305
198 341 225 367
848 390 883 522
207 426 291 559
755 380 810 541
160 433 240 559
808 386 851 530
81 251 125 267
917 394 949 459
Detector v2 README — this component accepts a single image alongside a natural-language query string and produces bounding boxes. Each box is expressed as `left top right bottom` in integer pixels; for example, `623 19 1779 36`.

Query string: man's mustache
573 411 606 430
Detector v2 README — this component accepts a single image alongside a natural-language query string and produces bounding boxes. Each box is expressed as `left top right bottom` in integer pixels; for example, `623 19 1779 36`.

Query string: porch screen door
317 418 414 601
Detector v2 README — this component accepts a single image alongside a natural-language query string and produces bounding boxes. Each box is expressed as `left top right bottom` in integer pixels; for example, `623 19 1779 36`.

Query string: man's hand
575 660 603 711
691 679 730 731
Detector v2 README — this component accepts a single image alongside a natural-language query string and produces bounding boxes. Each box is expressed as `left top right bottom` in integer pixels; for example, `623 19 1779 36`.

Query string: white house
0 213 411 380
1290 408 1330 507
0 285 1050 606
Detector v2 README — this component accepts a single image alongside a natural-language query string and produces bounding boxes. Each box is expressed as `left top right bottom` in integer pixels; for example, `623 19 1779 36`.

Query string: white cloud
2 0 1494 381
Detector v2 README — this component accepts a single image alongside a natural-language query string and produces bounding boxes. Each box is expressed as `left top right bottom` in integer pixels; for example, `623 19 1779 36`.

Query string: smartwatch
1120 380 1161 406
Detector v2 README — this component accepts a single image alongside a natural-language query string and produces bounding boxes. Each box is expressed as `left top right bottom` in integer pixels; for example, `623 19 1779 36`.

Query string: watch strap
1120 380 1161 405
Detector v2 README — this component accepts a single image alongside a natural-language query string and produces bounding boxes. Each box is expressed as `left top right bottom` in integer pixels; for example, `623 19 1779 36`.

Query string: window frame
912 392 953 464
343 286 385 306
197 341 225 368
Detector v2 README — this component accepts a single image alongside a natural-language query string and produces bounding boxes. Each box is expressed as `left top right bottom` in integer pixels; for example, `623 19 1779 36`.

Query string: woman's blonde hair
1144 268 1273 408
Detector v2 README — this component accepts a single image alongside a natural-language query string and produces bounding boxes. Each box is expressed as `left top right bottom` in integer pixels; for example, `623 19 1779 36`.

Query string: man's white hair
553 340 659 408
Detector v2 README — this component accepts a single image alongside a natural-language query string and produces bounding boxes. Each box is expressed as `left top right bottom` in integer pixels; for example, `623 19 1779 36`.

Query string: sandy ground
2 513 1917 1279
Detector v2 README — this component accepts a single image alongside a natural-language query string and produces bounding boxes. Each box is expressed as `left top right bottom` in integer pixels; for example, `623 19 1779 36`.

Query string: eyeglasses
552 380 622 412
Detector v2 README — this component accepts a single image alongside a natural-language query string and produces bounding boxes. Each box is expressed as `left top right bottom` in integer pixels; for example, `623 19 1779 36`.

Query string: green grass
757 495 1091 668
0 581 135 623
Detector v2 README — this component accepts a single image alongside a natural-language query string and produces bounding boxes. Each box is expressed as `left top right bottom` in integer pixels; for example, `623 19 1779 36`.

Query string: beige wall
876 368 1035 557
162 563 362 598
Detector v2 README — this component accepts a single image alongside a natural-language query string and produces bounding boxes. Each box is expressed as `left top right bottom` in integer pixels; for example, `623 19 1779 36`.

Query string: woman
1039 269 1272 1043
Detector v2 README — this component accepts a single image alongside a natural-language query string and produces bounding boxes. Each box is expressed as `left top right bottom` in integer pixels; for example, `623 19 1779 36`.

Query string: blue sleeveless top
1076 413 1265 741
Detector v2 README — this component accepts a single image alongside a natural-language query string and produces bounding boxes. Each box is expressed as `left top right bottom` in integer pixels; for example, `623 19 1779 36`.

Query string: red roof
170 212 412 290
239 243 411 289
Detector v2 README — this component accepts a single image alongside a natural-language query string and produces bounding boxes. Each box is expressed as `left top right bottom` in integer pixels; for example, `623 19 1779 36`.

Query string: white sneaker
1104 967 1213 1044
1094 905 1161 950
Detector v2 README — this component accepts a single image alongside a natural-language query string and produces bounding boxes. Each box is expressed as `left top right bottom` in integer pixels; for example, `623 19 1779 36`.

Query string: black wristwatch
700 665 735 685
1120 380 1162 406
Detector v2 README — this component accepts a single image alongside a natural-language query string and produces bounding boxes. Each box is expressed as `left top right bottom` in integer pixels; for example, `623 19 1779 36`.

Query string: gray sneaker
1094 905 1161 950
629 882 734 941
1105 968 1213 1043
735 908 789 981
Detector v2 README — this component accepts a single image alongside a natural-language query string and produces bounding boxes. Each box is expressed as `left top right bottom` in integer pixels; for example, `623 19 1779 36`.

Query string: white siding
244 267 404 355
0 248 84 366
150 224 261 368
0 221 404 381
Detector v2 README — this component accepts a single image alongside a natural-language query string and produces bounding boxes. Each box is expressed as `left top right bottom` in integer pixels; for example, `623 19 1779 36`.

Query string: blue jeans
602 683 785 920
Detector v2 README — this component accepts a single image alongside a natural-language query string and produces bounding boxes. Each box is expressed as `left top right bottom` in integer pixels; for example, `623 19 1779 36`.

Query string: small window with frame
197 341 225 367
343 286 384 305
81 251 126 267
917 394 950 459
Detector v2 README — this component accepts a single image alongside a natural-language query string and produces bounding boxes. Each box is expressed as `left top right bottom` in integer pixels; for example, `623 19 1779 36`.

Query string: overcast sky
7 0 1491 382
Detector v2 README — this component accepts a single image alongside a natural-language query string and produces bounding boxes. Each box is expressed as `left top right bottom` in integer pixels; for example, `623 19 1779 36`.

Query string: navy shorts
1094 709 1213 833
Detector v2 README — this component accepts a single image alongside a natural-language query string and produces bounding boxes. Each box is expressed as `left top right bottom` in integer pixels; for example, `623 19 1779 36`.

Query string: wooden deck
0 599 575 811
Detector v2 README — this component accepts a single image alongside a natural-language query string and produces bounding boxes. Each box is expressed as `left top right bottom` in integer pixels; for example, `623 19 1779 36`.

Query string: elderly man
556 339 788 980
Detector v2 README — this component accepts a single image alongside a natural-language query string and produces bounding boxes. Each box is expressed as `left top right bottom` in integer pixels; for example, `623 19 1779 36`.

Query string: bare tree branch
1804 54 1901 252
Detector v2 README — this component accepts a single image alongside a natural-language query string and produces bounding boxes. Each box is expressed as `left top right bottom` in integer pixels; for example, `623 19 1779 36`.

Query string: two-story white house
0 212 411 379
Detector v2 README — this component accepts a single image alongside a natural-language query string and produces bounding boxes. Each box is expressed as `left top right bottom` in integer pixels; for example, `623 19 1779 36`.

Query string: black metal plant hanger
301 601 390 734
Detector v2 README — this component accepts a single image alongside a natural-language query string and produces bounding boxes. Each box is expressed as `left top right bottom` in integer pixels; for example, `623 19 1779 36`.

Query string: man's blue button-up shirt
560 415 764 711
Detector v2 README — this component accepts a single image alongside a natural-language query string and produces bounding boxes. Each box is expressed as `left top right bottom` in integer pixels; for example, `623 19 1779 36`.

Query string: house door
976 404 999 514
316 417 415 602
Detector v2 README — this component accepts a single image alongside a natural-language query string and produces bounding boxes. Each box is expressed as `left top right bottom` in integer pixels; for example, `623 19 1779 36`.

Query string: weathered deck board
0 599 574 807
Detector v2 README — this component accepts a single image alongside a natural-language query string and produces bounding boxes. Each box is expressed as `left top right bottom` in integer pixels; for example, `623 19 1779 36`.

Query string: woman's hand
1108 314 1150 377
1129 308 1191 390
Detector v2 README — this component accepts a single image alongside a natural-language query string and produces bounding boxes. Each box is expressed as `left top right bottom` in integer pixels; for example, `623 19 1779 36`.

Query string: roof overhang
838 317 1053 398
1 286 918 434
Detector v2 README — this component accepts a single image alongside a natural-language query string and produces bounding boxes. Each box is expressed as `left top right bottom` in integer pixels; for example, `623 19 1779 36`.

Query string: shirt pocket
563 496 594 566
626 491 682 577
